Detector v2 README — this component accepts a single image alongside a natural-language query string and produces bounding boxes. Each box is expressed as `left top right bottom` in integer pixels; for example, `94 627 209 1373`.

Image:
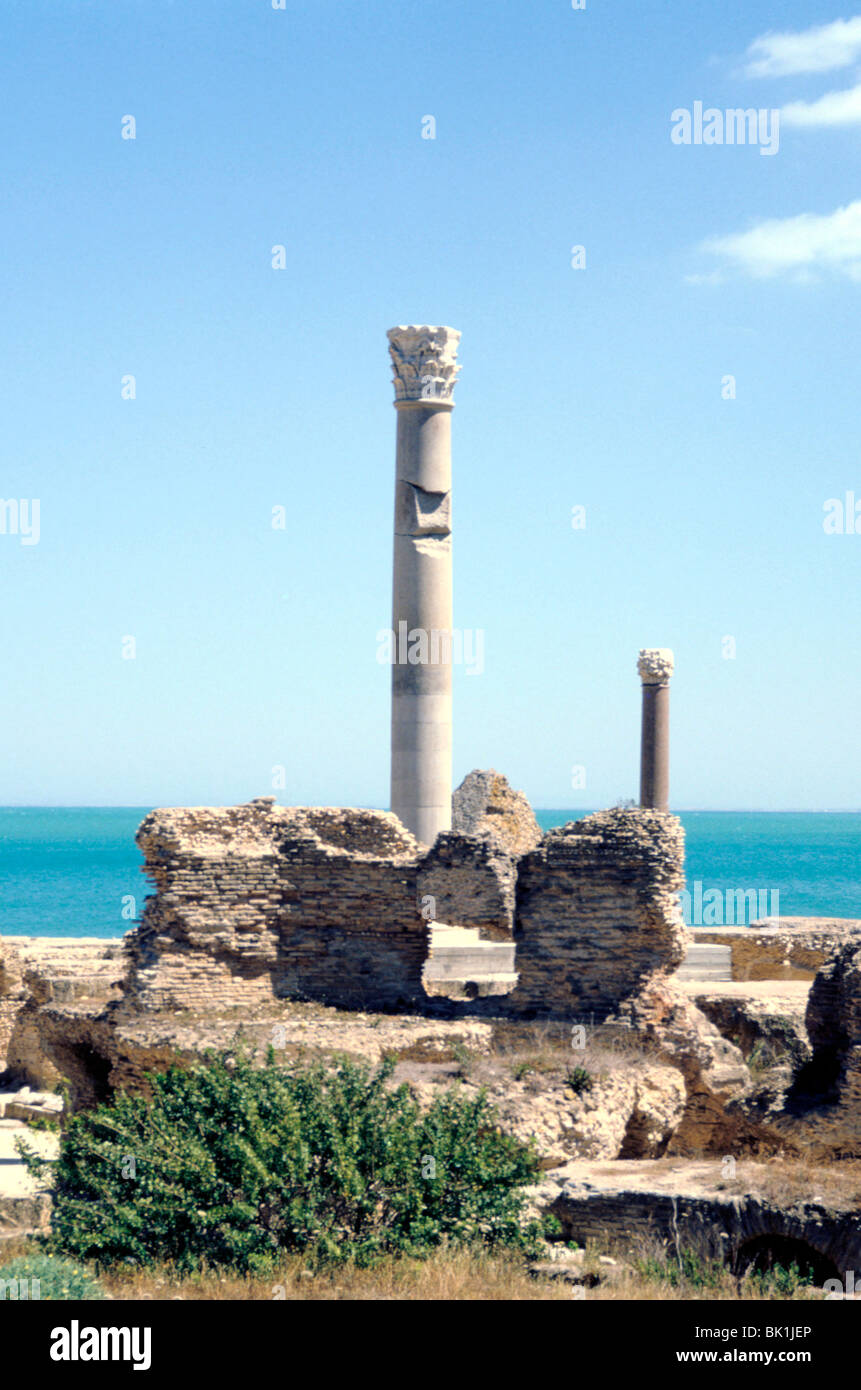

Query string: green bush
566 1065 593 1095
745 1261 816 1297
635 1247 726 1290
26 1115 60 1133
0 1254 105 1300
19 1049 542 1274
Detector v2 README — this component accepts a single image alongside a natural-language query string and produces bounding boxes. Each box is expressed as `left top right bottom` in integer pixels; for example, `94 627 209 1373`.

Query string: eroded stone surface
680 980 811 1068
125 801 688 1025
130 805 429 1015
418 831 516 940
451 769 542 858
535 1158 861 1276
0 938 126 1077
779 939 861 1155
403 1053 685 1164
612 976 758 1156
508 808 688 1019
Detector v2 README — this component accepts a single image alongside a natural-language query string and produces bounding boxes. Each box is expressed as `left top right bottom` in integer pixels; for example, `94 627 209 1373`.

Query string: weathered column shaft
638 648 674 811
388 325 461 846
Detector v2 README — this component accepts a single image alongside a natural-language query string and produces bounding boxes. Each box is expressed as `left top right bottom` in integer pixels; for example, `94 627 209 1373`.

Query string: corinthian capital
637 648 674 685
387 325 461 404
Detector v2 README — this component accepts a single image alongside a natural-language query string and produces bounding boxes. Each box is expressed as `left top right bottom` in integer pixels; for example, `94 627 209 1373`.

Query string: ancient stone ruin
2 321 859 1285
388 325 460 847
124 792 687 1022
451 768 542 857
2 776 861 1278
638 648 674 810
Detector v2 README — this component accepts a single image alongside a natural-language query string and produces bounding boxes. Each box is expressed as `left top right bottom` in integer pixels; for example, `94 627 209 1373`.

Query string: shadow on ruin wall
127 802 688 1023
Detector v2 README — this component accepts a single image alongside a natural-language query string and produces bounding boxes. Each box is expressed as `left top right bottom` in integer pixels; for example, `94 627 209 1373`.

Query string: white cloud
782 79 861 126
744 16 861 77
703 200 861 279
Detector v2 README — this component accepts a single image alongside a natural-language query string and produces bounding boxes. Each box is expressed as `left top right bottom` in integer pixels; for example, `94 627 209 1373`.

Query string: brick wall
126 801 687 1022
507 809 687 1019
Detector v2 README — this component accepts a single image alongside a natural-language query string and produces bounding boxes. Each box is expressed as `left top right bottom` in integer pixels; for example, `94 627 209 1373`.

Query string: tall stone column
638 648 673 811
388 325 461 846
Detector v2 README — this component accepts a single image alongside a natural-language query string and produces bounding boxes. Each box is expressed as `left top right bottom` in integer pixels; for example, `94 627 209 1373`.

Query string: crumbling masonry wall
507 810 688 1018
130 802 431 1013
126 800 687 1021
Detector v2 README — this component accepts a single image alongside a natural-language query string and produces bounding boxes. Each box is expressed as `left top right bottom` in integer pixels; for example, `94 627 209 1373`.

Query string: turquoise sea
0 808 858 939
536 810 860 924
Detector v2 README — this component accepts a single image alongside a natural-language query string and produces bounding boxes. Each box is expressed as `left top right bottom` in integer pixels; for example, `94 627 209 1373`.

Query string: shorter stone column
638 648 674 811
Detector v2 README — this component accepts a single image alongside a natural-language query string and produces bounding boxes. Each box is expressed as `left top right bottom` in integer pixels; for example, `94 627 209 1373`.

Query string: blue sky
1 0 859 810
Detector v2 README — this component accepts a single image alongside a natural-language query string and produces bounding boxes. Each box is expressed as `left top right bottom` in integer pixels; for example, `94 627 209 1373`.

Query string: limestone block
452 769 542 857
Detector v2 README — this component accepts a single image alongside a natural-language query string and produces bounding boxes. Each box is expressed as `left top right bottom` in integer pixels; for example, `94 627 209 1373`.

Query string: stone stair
423 924 517 997
425 925 516 979
674 941 733 983
12 938 127 1006
0 1118 56 1239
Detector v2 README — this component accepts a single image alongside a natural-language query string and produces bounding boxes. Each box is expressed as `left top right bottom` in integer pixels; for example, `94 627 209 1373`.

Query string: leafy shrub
635 1246 818 1297
451 1040 472 1069
744 1261 816 1297
26 1116 60 1133
566 1066 593 1095
635 1246 726 1290
0 1254 105 1300
19 1049 542 1274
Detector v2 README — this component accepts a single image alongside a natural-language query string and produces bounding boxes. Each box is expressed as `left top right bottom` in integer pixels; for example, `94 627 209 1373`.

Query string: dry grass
0 1239 568 1301
0 1235 831 1301
561 1234 826 1302
448 1019 655 1093
105 1248 572 1301
578 1270 822 1302
166 1000 338 1026
718 1156 861 1209
120 1007 657 1089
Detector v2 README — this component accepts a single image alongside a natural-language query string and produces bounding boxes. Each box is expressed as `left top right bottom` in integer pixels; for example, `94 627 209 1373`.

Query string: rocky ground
3 921 861 1290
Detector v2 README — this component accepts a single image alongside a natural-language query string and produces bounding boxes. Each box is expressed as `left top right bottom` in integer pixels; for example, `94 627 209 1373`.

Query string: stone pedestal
388 325 461 846
638 648 673 811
